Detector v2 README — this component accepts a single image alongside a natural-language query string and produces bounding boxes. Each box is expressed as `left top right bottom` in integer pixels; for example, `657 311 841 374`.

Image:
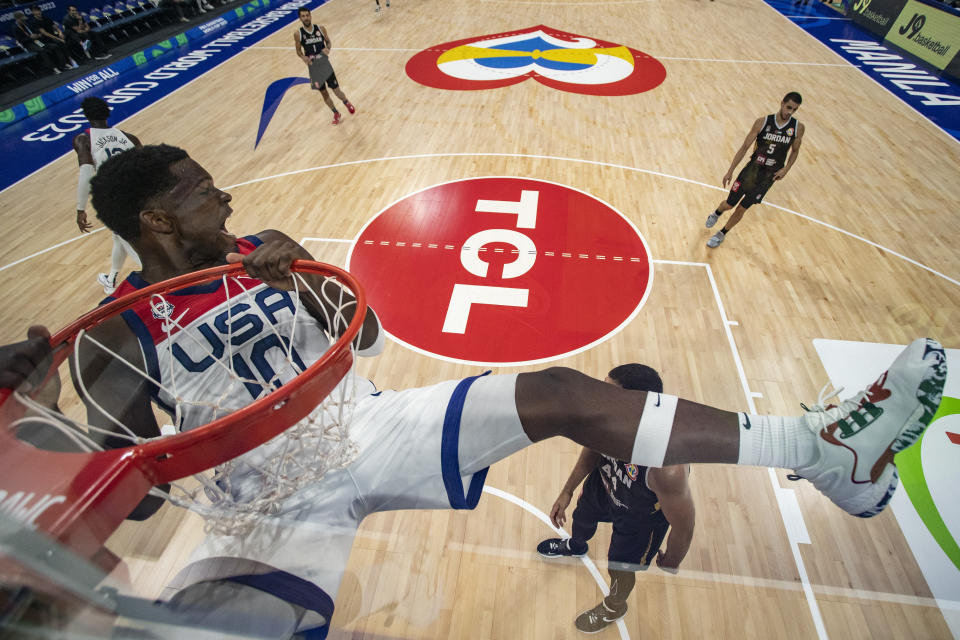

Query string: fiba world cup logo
406 25 666 96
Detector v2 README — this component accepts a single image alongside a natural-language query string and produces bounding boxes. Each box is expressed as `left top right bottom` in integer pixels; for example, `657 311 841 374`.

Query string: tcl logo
347 177 653 365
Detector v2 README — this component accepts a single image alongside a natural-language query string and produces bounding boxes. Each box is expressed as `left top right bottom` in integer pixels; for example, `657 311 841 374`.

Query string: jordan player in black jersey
537 365 696 634
705 92 806 248
294 8 356 125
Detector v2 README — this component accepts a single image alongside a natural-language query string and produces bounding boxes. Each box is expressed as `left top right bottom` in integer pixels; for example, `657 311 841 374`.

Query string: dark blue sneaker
537 537 587 558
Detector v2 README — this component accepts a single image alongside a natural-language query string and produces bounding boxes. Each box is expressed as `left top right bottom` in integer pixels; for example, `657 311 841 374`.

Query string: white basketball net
11 271 365 537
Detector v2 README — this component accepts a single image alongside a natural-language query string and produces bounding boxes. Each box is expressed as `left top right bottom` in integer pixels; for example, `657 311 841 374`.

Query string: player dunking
537 364 695 634
73 97 143 294
294 7 355 125
705 92 805 248
3 144 938 636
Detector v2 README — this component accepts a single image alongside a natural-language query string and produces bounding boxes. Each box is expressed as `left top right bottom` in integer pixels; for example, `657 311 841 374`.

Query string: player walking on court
294 8 355 125
3 144 941 637
537 365 695 633
705 92 805 248
73 97 143 294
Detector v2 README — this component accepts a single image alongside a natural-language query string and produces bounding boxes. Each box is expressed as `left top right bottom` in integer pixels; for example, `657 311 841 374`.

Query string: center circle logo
346 177 653 365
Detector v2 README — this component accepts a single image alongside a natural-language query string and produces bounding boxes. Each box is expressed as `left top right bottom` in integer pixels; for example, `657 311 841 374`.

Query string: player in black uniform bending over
705 92 805 248
294 7 355 125
537 365 695 634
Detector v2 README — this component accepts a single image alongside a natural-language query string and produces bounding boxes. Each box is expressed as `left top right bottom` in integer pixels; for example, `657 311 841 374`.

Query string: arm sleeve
76 163 94 211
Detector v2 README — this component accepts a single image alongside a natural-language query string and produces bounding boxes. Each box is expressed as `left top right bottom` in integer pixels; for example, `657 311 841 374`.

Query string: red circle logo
347 177 653 365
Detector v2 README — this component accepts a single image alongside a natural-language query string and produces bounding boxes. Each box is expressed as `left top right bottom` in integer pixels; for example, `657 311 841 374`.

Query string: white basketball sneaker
791 338 946 517
97 272 118 295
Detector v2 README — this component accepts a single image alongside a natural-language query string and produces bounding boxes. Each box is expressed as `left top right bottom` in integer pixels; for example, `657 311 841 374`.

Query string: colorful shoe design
792 338 946 517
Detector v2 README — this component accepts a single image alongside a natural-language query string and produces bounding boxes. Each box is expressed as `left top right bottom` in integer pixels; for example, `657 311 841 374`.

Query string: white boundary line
652 55 854 67
300 236 354 243
0 227 106 274
434 535 960 608
481 485 631 640
693 258 828 640
5 154 957 287
758 0 960 146
249 45 856 66
226 153 958 287
251 45 420 51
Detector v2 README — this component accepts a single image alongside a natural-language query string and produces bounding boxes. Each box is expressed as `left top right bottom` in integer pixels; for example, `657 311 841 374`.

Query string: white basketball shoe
791 338 946 517
97 272 118 295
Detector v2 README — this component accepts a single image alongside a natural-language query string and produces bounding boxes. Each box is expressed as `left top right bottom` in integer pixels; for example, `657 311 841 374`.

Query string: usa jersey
108 237 334 432
749 114 799 171
596 455 663 517
299 24 326 57
87 127 136 169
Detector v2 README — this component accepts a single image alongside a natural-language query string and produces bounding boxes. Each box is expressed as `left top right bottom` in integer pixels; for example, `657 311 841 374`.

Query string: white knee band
630 392 678 468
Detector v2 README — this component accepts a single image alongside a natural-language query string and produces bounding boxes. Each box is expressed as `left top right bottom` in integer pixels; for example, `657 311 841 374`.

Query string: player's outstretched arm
0 325 168 517
294 31 309 65
73 317 168 519
549 447 600 528
774 122 805 181
73 133 95 232
647 465 695 573
0 326 52 393
0 326 79 451
723 116 764 187
227 230 382 353
320 25 331 52
72 316 161 447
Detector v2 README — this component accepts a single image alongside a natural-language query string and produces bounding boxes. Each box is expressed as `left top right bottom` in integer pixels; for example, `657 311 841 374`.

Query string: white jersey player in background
73 96 143 294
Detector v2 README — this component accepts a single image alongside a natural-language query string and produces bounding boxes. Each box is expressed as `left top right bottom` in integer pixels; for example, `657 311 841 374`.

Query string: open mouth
219 210 235 238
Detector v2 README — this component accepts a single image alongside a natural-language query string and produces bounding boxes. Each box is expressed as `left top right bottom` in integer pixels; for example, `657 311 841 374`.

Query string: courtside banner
0 0 280 129
884 0 960 72
847 0 908 38
0 0 327 191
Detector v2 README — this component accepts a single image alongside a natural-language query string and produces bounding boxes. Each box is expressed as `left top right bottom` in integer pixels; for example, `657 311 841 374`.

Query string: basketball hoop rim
2 259 367 485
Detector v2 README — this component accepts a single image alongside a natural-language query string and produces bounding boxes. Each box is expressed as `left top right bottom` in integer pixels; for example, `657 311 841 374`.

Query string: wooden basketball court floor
1 0 959 638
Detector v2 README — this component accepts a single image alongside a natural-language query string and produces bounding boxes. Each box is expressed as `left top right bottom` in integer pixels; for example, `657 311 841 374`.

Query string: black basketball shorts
574 472 670 571
726 162 777 209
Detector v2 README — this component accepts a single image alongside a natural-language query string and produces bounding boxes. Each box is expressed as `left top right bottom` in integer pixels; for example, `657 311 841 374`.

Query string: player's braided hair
81 97 111 122
608 364 663 393
91 144 188 242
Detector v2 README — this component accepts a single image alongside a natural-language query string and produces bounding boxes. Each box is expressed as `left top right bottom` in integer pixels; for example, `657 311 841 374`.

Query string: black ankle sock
714 209 723 216
720 226 730 234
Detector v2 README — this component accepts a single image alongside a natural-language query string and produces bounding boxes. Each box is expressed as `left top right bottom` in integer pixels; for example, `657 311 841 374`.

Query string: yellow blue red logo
406 25 666 96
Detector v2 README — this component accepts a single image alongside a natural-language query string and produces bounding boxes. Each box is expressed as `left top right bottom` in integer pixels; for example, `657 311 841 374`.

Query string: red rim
0 260 366 553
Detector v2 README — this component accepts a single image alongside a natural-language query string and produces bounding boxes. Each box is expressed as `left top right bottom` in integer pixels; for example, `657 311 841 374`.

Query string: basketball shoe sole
793 338 946 517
